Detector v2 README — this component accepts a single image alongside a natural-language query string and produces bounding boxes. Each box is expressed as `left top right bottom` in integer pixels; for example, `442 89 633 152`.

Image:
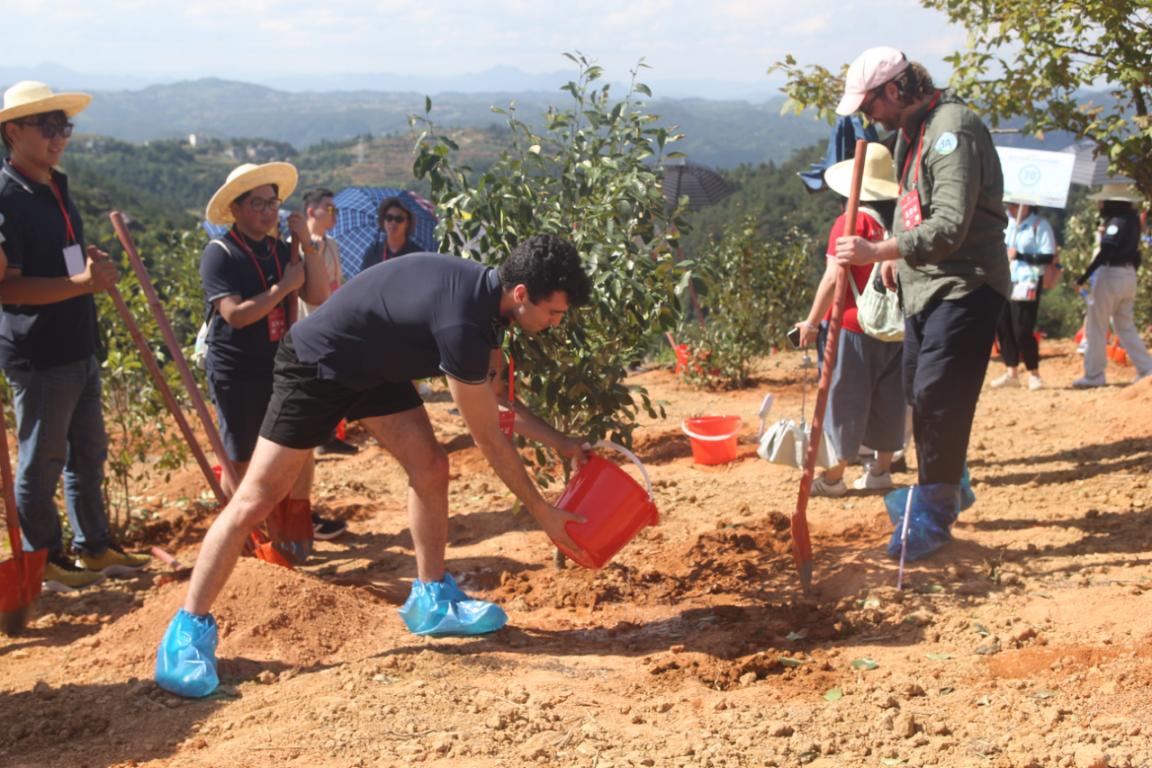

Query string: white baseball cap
836 47 909 116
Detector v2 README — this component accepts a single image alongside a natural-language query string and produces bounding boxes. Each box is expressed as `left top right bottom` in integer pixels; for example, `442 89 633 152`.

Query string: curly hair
499 234 591 307
891 62 936 106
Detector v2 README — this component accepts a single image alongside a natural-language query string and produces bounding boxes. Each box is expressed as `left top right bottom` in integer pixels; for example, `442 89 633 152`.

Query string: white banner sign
996 146 1076 209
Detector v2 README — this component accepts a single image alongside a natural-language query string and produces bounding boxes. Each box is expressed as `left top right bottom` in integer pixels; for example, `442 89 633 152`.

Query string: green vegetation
413 55 687 457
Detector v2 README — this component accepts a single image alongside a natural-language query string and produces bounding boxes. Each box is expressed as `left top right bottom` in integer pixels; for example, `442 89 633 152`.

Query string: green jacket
893 90 1011 315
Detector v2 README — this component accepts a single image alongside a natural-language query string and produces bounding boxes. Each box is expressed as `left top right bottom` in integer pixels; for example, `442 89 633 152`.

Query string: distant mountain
60 79 826 169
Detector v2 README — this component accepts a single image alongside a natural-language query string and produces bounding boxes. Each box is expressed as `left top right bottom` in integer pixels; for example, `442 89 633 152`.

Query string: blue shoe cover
959 465 976 511
398 573 508 637
155 609 219 698
885 484 960 562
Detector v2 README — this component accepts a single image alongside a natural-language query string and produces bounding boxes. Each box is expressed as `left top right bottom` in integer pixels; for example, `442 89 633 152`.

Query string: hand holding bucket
552 441 659 569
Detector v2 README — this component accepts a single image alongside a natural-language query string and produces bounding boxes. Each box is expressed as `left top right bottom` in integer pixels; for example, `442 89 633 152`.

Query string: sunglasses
382 214 408 224
859 86 884 117
17 118 74 140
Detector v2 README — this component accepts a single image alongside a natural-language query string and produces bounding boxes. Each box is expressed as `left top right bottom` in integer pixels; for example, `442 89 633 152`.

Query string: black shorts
208 366 273 463
259 334 424 450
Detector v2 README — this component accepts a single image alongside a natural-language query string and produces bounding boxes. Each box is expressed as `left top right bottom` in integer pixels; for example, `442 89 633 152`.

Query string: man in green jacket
833 47 1011 561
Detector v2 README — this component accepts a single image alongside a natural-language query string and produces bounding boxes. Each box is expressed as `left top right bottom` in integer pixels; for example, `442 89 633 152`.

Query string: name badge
62 244 85 277
498 407 515 438
267 305 287 342
899 190 923 230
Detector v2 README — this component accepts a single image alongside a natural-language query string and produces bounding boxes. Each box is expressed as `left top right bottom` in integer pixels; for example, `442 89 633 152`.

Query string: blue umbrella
798 115 879 193
330 187 439 279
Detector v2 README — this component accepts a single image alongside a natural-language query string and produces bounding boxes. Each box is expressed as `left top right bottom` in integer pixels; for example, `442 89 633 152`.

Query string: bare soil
2 340 1151 768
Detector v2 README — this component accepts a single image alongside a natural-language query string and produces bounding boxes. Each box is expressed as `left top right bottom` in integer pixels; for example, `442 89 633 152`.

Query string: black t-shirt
0 161 100 370
1099 212 1142 268
200 230 293 378
291 254 505 391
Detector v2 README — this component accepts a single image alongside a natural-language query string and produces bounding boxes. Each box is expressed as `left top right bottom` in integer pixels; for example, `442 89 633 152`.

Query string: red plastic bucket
681 415 742 465
554 442 659 569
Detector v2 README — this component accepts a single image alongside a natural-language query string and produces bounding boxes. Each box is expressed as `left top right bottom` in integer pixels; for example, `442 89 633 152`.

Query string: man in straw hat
831 48 1011 562
796 142 905 497
157 234 592 698
1073 183 1152 386
197 162 332 559
0 81 151 591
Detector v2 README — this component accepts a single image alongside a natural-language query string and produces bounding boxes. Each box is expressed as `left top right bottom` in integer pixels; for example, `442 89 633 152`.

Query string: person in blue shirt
990 202 1057 391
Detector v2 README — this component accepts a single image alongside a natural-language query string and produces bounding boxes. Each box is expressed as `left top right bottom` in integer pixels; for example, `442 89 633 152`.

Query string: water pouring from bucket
552 441 659 569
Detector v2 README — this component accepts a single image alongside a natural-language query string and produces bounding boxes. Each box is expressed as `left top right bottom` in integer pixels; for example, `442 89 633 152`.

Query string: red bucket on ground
554 442 659 570
681 415 742 465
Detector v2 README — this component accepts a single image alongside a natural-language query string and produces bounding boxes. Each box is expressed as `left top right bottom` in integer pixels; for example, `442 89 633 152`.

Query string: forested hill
75 79 827 170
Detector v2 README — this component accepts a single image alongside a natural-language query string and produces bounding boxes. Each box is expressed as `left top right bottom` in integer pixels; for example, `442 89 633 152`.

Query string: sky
0 0 966 98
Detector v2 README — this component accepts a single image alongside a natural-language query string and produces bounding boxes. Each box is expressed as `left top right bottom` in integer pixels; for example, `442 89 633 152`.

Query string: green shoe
44 554 105 592
76 543 151 576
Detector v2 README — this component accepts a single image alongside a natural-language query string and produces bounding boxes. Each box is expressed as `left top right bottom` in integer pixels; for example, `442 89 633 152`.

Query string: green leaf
924 653 952 661
851 658 879 671
785 629 808 642
823 688 844 702
778 656 807 668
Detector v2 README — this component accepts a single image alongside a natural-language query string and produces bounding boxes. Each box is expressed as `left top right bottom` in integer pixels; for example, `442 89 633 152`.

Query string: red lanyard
506 353 515 401
227 230 283 290
899 91 941 195
11 162 77 244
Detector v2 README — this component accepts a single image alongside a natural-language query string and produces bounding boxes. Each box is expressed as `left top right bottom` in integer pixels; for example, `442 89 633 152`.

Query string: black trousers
996 297 1040 371
903 284 1004 485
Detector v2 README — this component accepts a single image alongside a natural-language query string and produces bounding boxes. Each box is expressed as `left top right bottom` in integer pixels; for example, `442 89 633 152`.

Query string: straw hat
824 142 900 201
205 162 298 225
1088 183 1143 203
0 81 91 122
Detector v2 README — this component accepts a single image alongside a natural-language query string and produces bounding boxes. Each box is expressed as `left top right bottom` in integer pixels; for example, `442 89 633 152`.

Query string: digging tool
108 212 291 568
0 389 47 636
790 138 869 594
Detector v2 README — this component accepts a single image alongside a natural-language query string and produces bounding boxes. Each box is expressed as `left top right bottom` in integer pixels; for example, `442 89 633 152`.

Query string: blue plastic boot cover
155 609 220 698
959 465 976 511
884 483 960 561
398 573 508 636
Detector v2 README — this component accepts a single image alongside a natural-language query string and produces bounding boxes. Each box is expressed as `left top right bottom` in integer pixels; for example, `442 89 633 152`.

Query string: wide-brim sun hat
205 162 298 225
836 47 909 117
824 142 900 202
0 80 92 122
1088 183 1143 203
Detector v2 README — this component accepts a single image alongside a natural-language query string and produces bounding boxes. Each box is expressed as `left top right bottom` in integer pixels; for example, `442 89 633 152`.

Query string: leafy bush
411 54 688 458
680 219 817 388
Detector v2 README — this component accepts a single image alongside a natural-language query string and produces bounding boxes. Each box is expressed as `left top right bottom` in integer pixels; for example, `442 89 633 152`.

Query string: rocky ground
1 339 1150 768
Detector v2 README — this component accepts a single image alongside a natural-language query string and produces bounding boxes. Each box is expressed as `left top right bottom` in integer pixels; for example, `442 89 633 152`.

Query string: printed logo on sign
1017 165 1042 187
934 132 958 156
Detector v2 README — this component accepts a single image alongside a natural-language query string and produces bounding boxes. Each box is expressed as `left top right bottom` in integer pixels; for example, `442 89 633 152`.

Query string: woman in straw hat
795 142 906 496
201 162 331 557
1072 183 1152 386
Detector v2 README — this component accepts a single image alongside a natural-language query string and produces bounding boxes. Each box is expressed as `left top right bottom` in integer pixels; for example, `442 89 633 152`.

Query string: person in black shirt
199 163 333 555
357 196 423 275
0 81 150 591
157 235 592 698
1073 184 1152 386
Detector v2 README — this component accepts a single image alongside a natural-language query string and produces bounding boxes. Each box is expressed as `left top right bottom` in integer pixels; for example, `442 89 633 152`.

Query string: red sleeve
824 213 847 260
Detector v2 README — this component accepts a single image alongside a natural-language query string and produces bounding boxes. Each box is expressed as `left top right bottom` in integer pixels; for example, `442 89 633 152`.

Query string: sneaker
1072 376 1106 389
852 470 894 491
1027 374 1044 391
315 437 358 456
989 371 1019 388
810 475 847 498
44 553 105 592
312 513 348 541
76 543 151 576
